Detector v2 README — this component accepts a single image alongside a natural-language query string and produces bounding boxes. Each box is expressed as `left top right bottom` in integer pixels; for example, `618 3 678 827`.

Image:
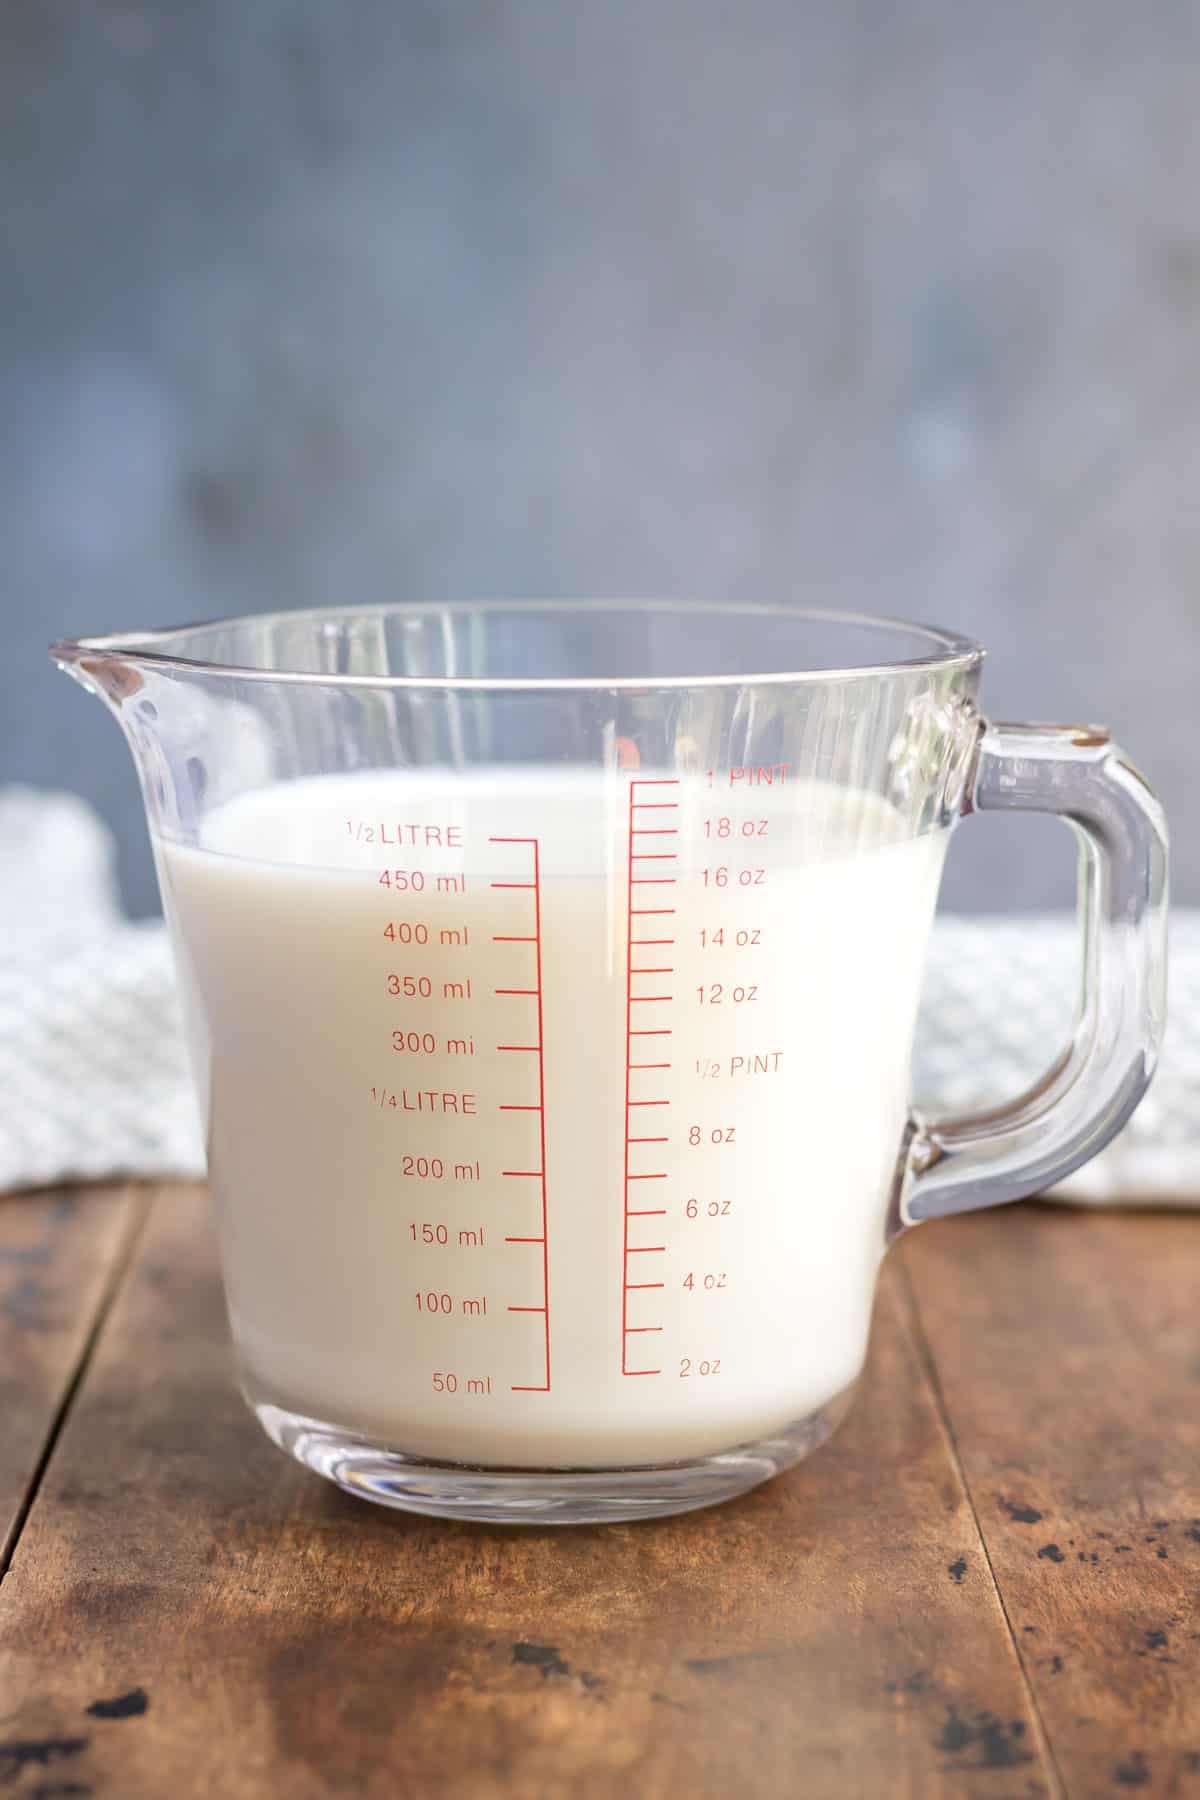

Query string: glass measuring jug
52 604 1167 1523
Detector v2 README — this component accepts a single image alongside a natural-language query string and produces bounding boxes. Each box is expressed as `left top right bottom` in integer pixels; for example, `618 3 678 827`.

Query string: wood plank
900 1204 1200 1800
0 1183 146 1568
0 1185 1049 1799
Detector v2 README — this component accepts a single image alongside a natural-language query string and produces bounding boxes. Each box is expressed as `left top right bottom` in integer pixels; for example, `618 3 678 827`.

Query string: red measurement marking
621 777 634 1374
489 836 551 1393
622 777 681 1377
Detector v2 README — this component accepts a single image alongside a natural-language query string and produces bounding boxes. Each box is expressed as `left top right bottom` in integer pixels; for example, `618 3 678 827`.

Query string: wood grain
0 1184 146 1569
900 1205 1200 1799
0 1185 1048 1799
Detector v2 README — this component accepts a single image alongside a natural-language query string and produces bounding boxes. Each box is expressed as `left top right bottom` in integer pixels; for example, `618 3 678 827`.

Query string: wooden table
1 1185 1197 1798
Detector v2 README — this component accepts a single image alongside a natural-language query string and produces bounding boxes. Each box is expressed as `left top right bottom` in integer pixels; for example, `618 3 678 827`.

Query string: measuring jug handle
899 720 1168 1226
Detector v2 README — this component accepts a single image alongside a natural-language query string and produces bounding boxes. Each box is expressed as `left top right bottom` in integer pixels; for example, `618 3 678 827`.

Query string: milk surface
157 768 948 1467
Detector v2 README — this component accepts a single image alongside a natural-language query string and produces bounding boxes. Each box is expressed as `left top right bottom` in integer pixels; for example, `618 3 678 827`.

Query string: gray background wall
3 0 1197 915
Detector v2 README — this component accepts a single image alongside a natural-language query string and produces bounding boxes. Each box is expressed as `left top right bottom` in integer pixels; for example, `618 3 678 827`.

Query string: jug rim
52 599 983 690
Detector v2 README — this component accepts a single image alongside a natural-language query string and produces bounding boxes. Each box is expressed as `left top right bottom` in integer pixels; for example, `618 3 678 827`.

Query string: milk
157 769 947 1468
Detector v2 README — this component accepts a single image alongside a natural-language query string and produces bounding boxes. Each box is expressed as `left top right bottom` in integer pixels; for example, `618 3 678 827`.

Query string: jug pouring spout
51 636 149 710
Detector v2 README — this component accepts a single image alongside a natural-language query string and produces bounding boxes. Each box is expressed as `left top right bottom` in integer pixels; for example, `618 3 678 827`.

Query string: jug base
252 1384 858 1524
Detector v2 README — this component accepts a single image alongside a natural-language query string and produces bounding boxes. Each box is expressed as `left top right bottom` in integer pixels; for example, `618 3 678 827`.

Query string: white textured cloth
0 788 1189 1203
916 916 1191 1204
0 789 203 1190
